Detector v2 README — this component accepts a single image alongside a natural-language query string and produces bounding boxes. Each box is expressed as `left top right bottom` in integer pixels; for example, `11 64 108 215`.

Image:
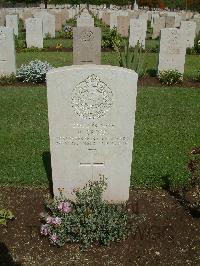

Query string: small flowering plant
40 177 128 250
158 69 183 86
16 60 53 84
55 43 63 51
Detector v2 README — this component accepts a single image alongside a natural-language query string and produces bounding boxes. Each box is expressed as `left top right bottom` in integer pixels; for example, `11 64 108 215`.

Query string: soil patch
0 77 199 89
0 187 199 265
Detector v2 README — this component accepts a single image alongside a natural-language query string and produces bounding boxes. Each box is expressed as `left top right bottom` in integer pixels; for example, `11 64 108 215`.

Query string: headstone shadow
42 151 53 197
0 242 21 266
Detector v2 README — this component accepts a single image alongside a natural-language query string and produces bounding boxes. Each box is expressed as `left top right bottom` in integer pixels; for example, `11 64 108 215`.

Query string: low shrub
40 177 129 250
186 47 196 55
158 69 183 86
16 60 53 84
102 28 122 49
194 70 200 81
0 209 14 226
15 37 26 52
147 68 157 77
44 33 53 39
57 30 73 39
0 74 16 85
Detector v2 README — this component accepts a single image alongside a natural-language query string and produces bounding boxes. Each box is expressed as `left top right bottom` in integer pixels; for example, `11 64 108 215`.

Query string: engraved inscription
0 31 6 42
81 31 93 42
167 31 180 54
71 74 113 120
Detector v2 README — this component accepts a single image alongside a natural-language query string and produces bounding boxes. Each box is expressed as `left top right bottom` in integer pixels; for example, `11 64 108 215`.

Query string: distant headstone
139 12 148 21
192 18 200 35
110 12 118 29
47 65 138 202
25 18 43 48
35 12 55 38
152 16 165 39
73 27 101 65
158 28 186 74
77 14 94 27
180 21 196 48
43 13 55 38
0 11 5 26
151 13 159 27
0 26 16 75
117 16 130 37
165 16 175 28
129 19 147 48
102 11 110 26
50 11 63 32
6 14 18 36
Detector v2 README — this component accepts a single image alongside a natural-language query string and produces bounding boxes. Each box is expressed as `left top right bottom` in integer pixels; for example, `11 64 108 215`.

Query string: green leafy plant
15 37 26 52
102 28 122 49
158 69 183 86
0 209 14 226
194 69 200 81
114 39 147 77
44 33 52 39
40 177 128 250
57 30 73 39
0 74 16 85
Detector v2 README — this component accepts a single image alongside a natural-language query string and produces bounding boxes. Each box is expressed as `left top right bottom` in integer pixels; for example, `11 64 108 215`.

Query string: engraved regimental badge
71 74 113 120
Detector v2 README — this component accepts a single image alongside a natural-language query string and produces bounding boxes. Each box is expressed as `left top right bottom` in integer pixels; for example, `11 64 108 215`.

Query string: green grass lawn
0 86 200 188
16 52 200 79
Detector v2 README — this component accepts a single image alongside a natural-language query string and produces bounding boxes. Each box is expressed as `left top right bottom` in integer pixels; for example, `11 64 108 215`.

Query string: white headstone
180 21 196 48
158 28 186 74
152 16 165 39
6 14 18 36
25 18 43 48
129 19 147 48
47 65 138 202
35 12 55 38
110 12 118 29
0 26 16 75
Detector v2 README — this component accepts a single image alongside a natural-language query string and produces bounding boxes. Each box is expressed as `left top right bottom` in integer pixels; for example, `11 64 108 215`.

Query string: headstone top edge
47 65 138 77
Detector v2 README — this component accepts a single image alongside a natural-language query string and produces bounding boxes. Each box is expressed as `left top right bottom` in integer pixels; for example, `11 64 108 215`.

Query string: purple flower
46 216 62 226
46 216 53 224
40 224 50 236
52 217 62 225
49 233 58 243
58 201 72 213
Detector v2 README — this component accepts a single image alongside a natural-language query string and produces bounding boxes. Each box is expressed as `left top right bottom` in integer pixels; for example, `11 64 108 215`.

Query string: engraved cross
79 148 104 179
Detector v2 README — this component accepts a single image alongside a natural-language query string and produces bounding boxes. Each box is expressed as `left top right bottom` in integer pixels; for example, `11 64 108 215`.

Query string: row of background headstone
0 7 200 76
